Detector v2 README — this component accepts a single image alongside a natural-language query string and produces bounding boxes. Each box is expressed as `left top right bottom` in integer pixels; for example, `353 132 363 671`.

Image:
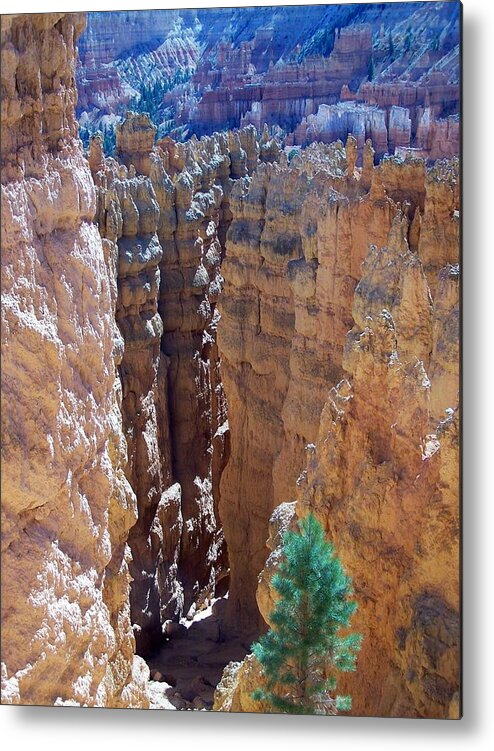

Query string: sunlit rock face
1 5 460 716
216 140 411 634
1 13 148 707
216 144 459 718
294 184 459 718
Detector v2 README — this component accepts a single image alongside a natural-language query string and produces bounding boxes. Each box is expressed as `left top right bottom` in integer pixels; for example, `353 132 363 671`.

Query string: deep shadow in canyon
87 118 271 677
145 596 254 710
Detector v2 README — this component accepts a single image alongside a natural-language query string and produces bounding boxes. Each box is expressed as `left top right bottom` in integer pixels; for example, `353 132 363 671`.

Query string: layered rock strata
1 13 148 707
1 9 460 716
217 139 428 634
292 102 388 157
292 74 458 158
89 116 267 653
215 147 459 716
187 4 459 158
77 3 460 161
88 132 174 656
76 10 200 118
190 26 373 136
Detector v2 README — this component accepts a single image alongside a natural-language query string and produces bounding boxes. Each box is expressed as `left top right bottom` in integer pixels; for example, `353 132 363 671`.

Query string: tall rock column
90 119 264 648
216 156 460 719
1 14 148 706
89 134 181 655
217 143 410 635
154 129 260 616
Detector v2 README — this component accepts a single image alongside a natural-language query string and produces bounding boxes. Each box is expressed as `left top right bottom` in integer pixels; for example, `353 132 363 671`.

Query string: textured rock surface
76 10 200 118
188 2 458 150
216 148 459 717
89 131 173 655
218 141 436 635
76 3 460 160
89 116 267 654
1 13 148 707
191 25 372 136
2 7 460 715
293 102 389 157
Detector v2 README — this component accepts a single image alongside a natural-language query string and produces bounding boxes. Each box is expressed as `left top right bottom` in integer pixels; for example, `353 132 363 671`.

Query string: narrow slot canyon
1 11 460 718
87 110 460 715
88 118 282 708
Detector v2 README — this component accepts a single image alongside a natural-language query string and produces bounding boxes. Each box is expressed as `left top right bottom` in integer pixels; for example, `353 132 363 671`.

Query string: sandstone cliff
88 115 270 655
215 144 459 717
217 139 413 634
1 13 148 706
1 10 460 716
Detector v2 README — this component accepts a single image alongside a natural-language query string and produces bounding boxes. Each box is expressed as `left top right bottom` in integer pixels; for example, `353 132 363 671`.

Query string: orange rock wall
216 145 460 718
217 141 423 635
1 13 148 707
1 10 460 716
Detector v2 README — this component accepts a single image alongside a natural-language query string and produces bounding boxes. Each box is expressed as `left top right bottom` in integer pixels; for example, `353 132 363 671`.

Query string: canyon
214 150 459 718
1 8 459 718
77 2 460 161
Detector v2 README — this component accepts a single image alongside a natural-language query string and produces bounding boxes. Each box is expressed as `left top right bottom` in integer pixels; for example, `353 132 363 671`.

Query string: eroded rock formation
215 145 459 718
88 115 270 655
191 25 373 136
77 3 460 161
1 13 148 707
1 8 460 716
218 139 428 634
77 10 200 116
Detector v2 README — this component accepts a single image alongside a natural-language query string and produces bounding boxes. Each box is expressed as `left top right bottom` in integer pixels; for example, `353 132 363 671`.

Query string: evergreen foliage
127 68 192 124
78 67 193 154
78 122 116 157
251 514 361 715
296 4 360 61
78 124 91 150
367 55 375 81
102 123 116 157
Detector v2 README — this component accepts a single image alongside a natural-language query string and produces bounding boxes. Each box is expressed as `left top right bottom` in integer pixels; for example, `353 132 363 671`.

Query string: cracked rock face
89 116 266 655
215 145 459 718
216 141 433 636
1 13 148 707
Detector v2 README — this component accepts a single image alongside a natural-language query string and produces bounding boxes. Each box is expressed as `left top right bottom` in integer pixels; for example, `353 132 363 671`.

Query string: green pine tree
102 124 115 157
251 513 361 715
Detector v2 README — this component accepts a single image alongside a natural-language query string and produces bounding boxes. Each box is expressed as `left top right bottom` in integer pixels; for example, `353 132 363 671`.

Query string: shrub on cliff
251 513 361 715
